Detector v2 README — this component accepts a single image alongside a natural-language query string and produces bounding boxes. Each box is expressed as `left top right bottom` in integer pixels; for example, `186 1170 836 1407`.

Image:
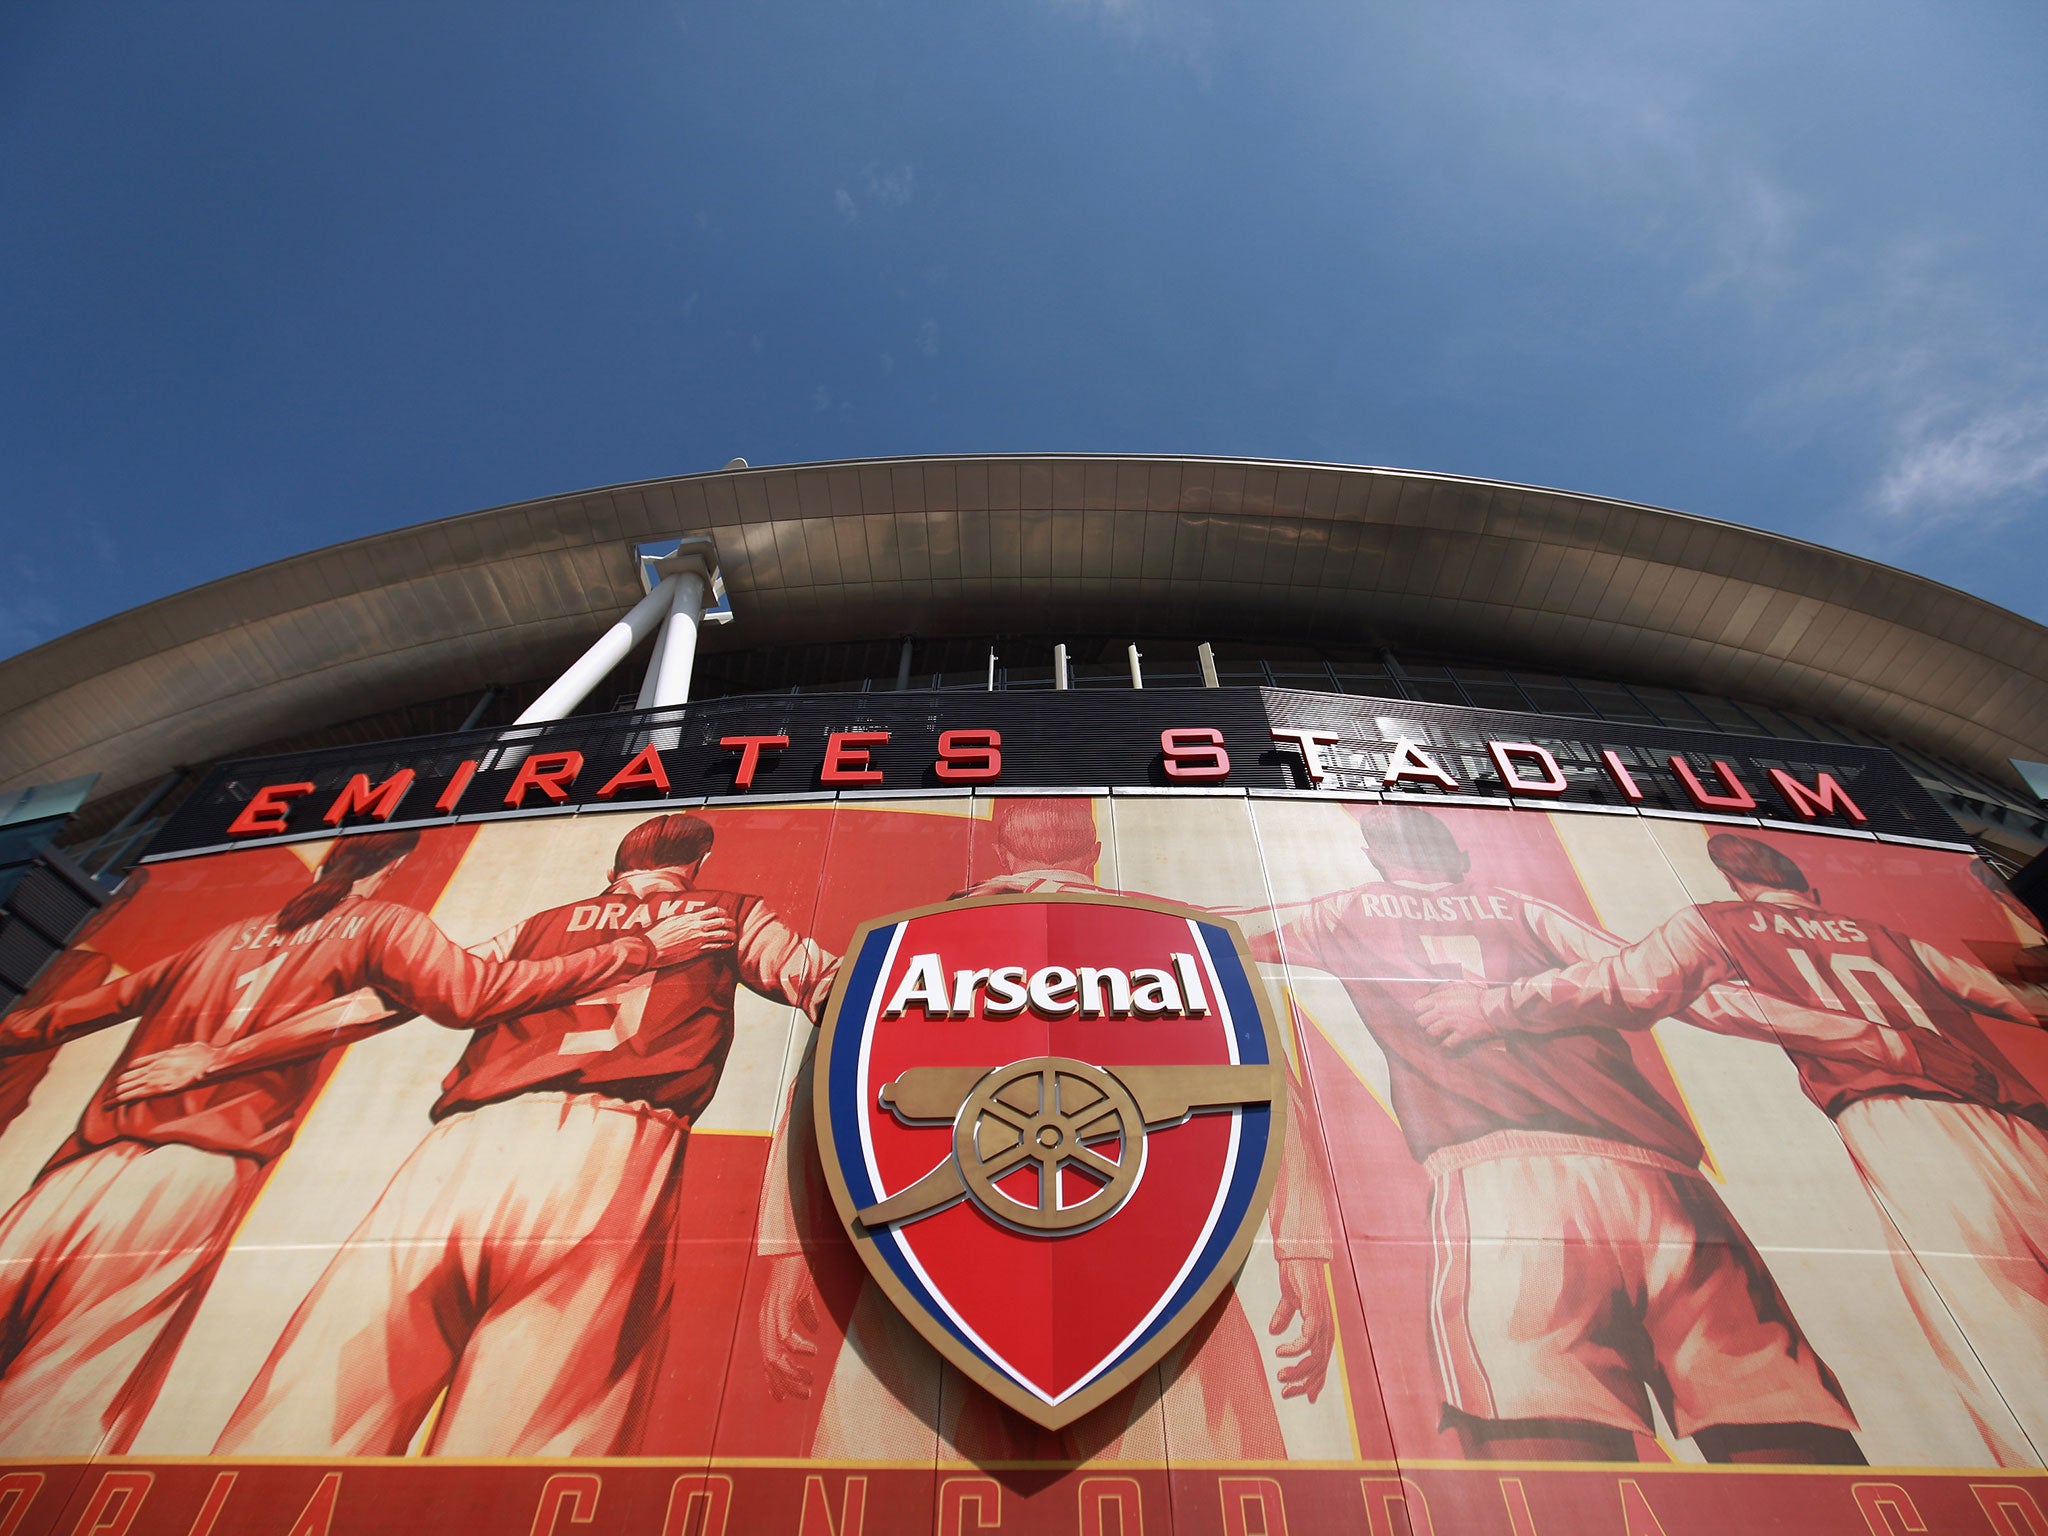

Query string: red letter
282 1474 341 1536
1618 1480 1671 1536
1361 1478 1435 1536
529 1474 601 1536
720 734 789 790
799 1475 868 1536
1488 741 1567 796
321 770 415 827
597 745 671 798
1163 727 1231 781
822 731 889 786
1670 756 1757 812
504 751 584 807
1850 1483 1927 1536
1600 749 1645 802
1974 1484 2048 1536
1498 1478 1539 1536
935 729 1002 782
1078 1478 1142 1536
185 1473 237 1536
658 1475 730 1536
1219 1477 1288 1536
938 1478 999 1536
1768 768 1868 824
226 782 314 837
435 759 478 813
0 1474 40 1536
70 1472 152 1536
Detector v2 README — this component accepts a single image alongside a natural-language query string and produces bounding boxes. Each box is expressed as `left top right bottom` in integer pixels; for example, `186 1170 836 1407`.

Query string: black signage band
142 688 1964 862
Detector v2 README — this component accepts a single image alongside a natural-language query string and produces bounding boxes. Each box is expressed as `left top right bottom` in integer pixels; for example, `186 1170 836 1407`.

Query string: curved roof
4 455 2045 808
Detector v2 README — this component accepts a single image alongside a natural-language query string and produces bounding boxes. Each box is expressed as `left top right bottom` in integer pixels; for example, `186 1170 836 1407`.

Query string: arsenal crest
815 893 1287 1428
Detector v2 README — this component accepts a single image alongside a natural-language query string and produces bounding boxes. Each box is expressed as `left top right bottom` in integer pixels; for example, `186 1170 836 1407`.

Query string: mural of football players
1417 830 2048 1456
1969 859 2048 1025
1244 806 1865 1464
0 870 147 1145
756 797 1340 1462
0 829 706 1457
201 812 839 1457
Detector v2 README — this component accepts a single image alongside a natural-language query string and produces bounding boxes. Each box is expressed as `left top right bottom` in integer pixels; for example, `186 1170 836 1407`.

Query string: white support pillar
516 576 682 725
516 536 724 725
1127 644 1144 689
639 564 708 708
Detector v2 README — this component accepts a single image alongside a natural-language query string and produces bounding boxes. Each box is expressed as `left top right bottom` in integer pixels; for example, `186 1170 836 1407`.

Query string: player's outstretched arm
109 989 404 1102
0 956 174 1055
1911 937 2042 1029
1224 892 1342 968
367 904 732 1027
733 903 840 1024
1680 987 1917 1066
1417 908 1725 1049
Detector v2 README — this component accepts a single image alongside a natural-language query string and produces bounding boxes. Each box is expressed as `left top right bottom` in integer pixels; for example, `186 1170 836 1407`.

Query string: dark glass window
1573 681 1658 725
1517 682 1599 718
1741 705 1815 740
1631 687 1712 728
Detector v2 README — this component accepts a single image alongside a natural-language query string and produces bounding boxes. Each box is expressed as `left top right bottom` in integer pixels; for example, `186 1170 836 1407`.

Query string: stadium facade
0 455 2044 1536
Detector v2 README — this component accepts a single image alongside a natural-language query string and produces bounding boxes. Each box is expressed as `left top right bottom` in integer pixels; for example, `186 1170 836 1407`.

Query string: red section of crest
861 901 1237 1403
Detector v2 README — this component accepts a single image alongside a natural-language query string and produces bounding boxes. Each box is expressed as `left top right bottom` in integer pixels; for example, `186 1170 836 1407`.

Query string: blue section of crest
828 909 1280 1405
1201 919 1271 1066
826 922 897 1215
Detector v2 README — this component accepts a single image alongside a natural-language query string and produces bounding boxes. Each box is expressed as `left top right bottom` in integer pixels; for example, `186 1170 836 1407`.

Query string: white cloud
1046 0 1216 80
1411 6 2045 554
864 163 914 209
915 319 940 358
1873 399 2048 533
833 163 916 227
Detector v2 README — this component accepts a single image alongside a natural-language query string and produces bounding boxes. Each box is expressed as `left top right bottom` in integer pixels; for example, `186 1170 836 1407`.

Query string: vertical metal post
1197 643 1219 688
459 686 500 732
896 638 915 691
1127 645 1144 690
1053 644 1070 690
987 648 998 692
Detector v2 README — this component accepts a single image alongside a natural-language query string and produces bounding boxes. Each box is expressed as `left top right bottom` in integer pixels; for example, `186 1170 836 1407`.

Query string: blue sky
3 1 2045 657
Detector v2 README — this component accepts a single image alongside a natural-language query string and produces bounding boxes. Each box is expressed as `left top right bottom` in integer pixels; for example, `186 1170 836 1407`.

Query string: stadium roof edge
3 455 2044 806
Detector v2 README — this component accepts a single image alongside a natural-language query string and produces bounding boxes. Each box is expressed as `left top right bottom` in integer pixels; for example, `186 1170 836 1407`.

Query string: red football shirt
433 873 838 1121
1 895 662 1166
1502 892 2046 1123
1263 880 1704 1167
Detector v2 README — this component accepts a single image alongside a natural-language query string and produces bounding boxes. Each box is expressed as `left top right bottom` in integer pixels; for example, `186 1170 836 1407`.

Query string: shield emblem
814 892 1287 1429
